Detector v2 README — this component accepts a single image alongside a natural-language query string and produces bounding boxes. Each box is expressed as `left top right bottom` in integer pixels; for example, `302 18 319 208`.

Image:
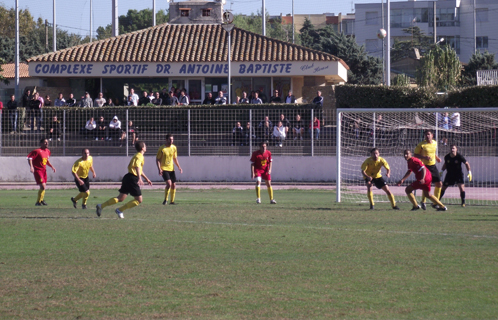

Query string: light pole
222 12 234 104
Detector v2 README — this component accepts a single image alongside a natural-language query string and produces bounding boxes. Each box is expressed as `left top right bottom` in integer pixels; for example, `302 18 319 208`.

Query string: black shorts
162 170 177 183
119 173 142 197
365 177 387 189
74 176 90 193
426 165 440 183
443 174 464 186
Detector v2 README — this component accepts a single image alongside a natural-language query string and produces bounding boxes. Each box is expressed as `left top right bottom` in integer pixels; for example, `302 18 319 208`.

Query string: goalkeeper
361 148 399 210
439 145 472 207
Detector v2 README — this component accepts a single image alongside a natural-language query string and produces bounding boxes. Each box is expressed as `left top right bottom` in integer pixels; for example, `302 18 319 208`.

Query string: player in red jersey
250 141 276 204
397 150 446 211
27 138 56 206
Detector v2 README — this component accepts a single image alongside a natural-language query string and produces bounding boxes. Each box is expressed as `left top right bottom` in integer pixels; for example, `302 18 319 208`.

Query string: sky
5 0 382 37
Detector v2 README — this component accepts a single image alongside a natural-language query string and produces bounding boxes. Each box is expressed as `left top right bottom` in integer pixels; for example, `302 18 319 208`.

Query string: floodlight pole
222 22 234 104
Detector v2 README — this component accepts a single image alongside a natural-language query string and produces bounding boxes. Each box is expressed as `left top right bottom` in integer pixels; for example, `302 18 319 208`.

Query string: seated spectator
108 115 121 141
48 115 62 141
44 95 52 107
238 91 250 104
138 91 151 106
309 116 320 140
243 121 256 146
293 114 304 140
258 116 272 142
120 120 138 147
178 89 189 105
82 117 96 139
148 90 155 101
96 116 107 140
152 92 163 106
105 98 115 106
272 121 286 147
215 91 227 105
203 92 215 105
66 93 77 107
232 122 244 146
251 92 262 104
94 92 106 107
312 91 323 107
80 92 93 108
270 90 281 103
279 113 290 135
54 93 66 107
285 90 296 103
168 91 179 105
128 88 139 106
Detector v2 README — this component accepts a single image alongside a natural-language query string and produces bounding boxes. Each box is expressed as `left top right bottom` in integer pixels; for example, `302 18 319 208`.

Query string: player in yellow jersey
96 141 152 219
70 149 96 209
414 129 442 210
156 134 183 205
361 148 399 210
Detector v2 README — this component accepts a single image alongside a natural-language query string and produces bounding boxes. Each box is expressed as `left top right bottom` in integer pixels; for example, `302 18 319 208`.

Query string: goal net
336 108 498 206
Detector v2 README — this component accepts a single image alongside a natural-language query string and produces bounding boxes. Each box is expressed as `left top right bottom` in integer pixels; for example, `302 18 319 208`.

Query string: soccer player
156 134 183 205
414 129 442 209
250 141 276 204
439 145 472 207
397 150 447 211
70 149 96 209
96 141 152 219
361 148 399 210
27 138 56 206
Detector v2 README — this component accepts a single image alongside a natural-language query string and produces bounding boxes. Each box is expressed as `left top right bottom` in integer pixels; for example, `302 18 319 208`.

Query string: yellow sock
74 192 86 202
171 189 176 203
165 188 171 202
367 191 374 206
434 187 441 200
83 191 90 205
101 197 119 209
119 200 140 212
421 195 426 204
268 186 274 200
387 193 396 207
407 193 418 207
428 195 445 209
256 186 261 199
37 189 45 202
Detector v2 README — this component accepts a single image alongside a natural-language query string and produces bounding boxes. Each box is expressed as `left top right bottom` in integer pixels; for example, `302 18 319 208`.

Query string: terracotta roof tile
27 23 348 69
0 63 30 78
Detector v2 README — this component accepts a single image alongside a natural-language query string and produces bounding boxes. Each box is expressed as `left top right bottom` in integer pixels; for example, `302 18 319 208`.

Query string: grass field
1 188 497 319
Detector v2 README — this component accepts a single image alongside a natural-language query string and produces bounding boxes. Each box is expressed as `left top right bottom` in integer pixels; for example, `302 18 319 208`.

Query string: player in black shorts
439 145 472 207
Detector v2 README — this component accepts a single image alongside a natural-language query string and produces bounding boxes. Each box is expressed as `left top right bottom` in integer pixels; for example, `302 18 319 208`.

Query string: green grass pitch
1 188 497 319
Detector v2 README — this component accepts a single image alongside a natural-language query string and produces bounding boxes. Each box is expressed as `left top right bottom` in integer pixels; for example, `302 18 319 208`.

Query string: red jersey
408 156 431 182
250 150 272 171
27 148 51 171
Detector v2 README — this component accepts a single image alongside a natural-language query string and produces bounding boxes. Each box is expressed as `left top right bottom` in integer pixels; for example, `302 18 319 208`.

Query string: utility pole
292 0 294 43
262 0 266 36
386 0 390 86
53 0 56 51
153 0 156 26
112 0 118 37
433 1 436 43
90 0 93 42
15 0 19 99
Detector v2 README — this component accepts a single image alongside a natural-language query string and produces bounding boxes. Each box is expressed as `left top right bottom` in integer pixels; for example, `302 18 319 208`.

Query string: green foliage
97 9 169 40
446 85 498 107
0 57 8 84
0 7 35 38
391 26 434 62
233 11 293 42
417 44 461 90
391 73 411 87
461 51 498 86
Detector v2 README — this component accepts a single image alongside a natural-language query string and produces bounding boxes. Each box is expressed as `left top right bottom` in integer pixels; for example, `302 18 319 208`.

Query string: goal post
336 107 498 206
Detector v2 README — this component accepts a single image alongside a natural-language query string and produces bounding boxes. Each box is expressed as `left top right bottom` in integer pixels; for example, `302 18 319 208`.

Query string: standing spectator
258 90 267 103
152 92 163 106
148 90 155 101
272 120 286 147
66 93 77 107
451 108 461 131
54 93 66 107
203 92 215 105
105 97 115 106
128 88 139 106
120 120 138 147
293 114 304 140
239 91 250 104
251 92 263 104
312 90 323 107
138 91 151 106
232 121 244 146
44 95 52 106
285 90 296 103
215 91 227 105
270 90 281 103
160 88 169 101
108 115 122 141
21 89 31 129
80 92 93 108
243 121 256 146
178 89 189 105
279 113 290 135
48 115 62 141
82 117 96 139
30 92 44 131
94 92 106 107
22 89 31 108
96 116 107 140
309 116 320 140
169 91 179 106
7 94 18 133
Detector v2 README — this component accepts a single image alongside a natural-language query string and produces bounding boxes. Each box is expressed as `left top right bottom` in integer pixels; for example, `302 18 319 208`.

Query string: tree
417 45 461 90
392 74 411 87
0 7 35 38
391 26 433 62
233 11 293 43
97 9 169 40
299 18 319 49
461 51 498 86
0 57 9 85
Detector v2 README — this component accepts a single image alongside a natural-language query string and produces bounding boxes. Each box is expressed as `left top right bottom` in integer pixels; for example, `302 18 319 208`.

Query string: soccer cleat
82 204 87 209
256 198 261 204
270 199 277 204
437 207 448 211
169 202 176 205
392 206 400 210
420 203 426 210
40 201 47 206
461 203 466 207
115 208 124 219
71 197 77 209
162 200 167 205
35 202 42 206
431 203 439 209
369 204 374 210
96 204 102 217
411 205 421 211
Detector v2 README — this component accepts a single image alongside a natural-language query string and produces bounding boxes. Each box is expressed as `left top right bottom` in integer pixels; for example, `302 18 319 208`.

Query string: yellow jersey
127 152 144 176
361 156 390 179
414 139 437 166
156 144 177 171
71 156 93 179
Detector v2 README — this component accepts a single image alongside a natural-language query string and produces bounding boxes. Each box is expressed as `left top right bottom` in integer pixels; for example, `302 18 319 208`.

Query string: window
202 9 211 17
366 12 379 25
365 39 379 54
439 35 460 54
476 36 488 49
476 9 488 22
180 9 190 17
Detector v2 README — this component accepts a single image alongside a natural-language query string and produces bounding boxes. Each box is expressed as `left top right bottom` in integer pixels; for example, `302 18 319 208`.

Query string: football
377 28 387 39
